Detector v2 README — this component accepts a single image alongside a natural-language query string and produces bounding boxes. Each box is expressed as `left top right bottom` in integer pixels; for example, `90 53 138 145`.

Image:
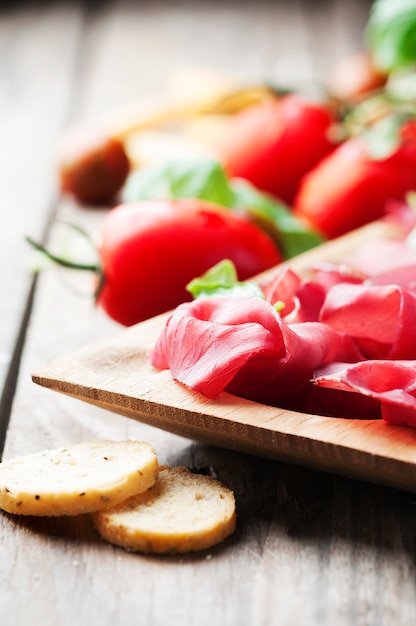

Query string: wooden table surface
1 1 416 625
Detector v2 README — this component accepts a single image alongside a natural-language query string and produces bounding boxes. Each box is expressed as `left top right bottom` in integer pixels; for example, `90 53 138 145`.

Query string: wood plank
2 2 416 626
0 2 85 444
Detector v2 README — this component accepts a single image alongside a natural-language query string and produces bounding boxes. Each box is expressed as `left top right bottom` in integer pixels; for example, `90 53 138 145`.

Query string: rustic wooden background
1 1 416 625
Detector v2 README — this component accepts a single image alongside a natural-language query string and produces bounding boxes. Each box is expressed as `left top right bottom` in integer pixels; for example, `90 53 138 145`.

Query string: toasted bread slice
0 440 158 516
92 466 236 554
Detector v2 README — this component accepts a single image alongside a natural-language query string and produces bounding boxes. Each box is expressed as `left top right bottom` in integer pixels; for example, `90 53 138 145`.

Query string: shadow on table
3 440 416 564
173 442 416 560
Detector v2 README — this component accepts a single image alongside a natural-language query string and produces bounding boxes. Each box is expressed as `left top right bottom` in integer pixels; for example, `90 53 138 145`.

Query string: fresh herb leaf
122 157 234 207
230 178 324 258
186 259 264 300
366 0 416 72
122 157 323 259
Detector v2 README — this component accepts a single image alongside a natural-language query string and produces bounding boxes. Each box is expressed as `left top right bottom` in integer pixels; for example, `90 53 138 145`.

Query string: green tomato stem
26 236 104 300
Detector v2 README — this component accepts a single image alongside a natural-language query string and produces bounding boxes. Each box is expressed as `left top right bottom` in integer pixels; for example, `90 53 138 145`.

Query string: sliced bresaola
312 360 416 428
150 296 286 399
261 265 302 318
320 283 416 359
347 238 416 277
276 379 381 420
261 264 327 323
261 263 364 323
226 318 362 405
370 264 416 293
150 295 362 403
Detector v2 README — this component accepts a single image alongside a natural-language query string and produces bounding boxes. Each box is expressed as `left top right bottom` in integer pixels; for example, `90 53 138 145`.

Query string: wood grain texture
2 2 416 626
0 2 84 451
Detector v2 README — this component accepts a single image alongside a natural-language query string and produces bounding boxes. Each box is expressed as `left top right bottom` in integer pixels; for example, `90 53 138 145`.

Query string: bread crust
0 440 159 516
92 466 236 554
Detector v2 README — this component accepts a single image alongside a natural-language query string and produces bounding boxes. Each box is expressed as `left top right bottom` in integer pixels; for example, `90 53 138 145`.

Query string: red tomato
59 127 130 205
293 122 416 239
96 199 282 325
216 94 337 205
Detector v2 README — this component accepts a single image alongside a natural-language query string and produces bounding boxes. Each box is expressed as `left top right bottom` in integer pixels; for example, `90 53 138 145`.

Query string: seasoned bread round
92 466 236 554
0 440 158 516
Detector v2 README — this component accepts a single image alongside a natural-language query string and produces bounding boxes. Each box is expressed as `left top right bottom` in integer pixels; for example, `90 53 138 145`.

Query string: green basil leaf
366 0 416 72
231 178 324 258
122 157 234 207
122 157 323 259
186 259 264 300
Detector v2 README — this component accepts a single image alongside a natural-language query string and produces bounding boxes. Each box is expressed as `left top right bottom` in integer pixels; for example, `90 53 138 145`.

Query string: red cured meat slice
262 261 367 324
320 283 416 359
312 360 416 427
320 284 401 343
151 296 362 402
150 228 416 428
309 263 366 291
370 265 416 292
227 320 362 404
261 265 301 317
348 238 416 276
150 297 286 399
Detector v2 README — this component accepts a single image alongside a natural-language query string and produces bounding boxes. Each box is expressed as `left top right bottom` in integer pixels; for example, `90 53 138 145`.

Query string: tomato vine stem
26 236 104 300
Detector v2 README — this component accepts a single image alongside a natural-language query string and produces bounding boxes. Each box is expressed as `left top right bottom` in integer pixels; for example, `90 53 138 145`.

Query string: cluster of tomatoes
55 51 416 327
217 51 416 241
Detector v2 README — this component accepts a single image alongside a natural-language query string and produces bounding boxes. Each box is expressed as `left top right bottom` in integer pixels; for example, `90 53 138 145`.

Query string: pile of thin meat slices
150 211 416 428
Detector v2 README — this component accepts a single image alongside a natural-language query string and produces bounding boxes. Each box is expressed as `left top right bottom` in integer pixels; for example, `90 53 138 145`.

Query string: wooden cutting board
32 220 416 493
